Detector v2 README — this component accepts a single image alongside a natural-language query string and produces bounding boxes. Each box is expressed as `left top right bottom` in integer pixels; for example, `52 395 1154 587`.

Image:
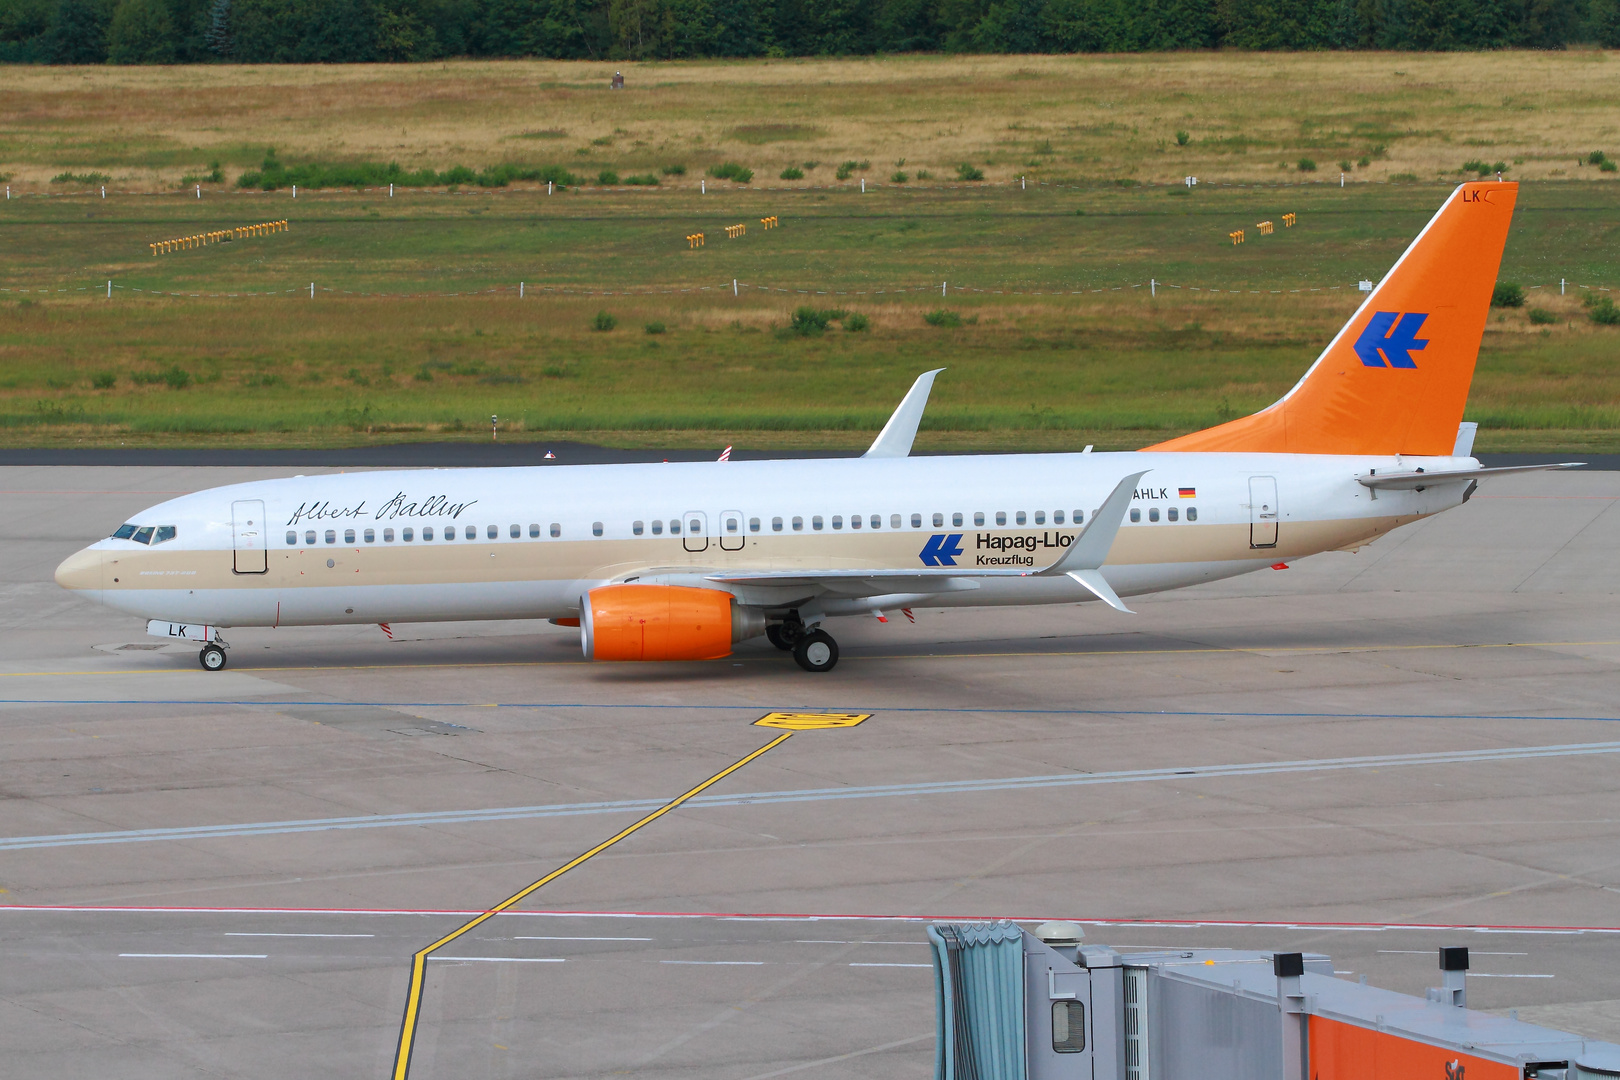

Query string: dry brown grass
5 52 1619 190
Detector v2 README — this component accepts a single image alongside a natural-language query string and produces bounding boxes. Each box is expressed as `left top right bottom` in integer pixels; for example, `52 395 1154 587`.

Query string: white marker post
548 180 553 195
292 185 297 199
861 178 866 192
107 280 112 298
701 179 705 194
1561 278 1566 295
1151 278 1156 297
1021 176 1026 190
1341 172 1345 187
390 183 394 197
309 282 315 299
520 281 524 298
196 184 201 199
941 281 946 296
101 186 105 198
733 279 738 296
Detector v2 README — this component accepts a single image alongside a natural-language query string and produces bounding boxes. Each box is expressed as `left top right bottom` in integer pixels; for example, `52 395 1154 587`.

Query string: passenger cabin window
651 520 663 535
384 528 395 542
911 514 922 528
891 514 902 529
1034 511 1046 525
724 515 740 533
1148 507 1160 522
550 523 561 537
996 512 1007 526
831 516 842 530
344 529 355 544
1187 507 1198 522
633 521 645 536
465 525 476 540
850 515 861 529
1129 509 1140 523
592 522 604 537
286 530 298 545
750 517 761 532
1016 511 1027 525
325 530 336 544
530 524 541 538
1168 508 1179 522
686 517 700 535
812 516 824 531
974 512 985 526
364 529 375 543
403 528 414 541
932 513 944 528
510 524 520 538
133 526 154 544
112 524 138 540
772 517 784 532
305 530 317 545
669 519 681 535
443 526 455 540
1073 510 1085 524
792 516 804 531
952 512 963 527
423 527 434 541
871 515 882 529
1054 511 1065 525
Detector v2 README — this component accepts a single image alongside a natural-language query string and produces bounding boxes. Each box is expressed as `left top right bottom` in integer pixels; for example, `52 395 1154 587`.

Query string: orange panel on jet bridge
1309 1016 1519 1080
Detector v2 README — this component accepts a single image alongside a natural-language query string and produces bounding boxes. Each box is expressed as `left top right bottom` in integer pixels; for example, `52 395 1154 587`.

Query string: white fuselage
55 451 1471 630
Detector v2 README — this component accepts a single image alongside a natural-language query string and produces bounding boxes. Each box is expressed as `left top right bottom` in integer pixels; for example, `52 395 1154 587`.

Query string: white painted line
797 940 925 946
432 956 565 963
660 960 765 965
10 740 1620 851
849 962 933 968
225 932 375 938
1378 950 1526 956
1469 973 1554 978
120 953 266 959
512 936 652 942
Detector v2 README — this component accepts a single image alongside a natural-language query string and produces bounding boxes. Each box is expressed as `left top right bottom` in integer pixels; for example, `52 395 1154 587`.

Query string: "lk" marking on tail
1354 311 1430 369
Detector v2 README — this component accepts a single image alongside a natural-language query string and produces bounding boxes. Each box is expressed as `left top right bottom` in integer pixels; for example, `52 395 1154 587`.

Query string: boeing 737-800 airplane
54 181 1578 672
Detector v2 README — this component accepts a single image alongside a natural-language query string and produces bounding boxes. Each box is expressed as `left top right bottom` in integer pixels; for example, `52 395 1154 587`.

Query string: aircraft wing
1358 462 1584 490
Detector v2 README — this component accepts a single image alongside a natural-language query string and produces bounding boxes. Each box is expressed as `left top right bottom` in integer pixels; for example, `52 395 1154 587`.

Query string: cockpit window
132 526 154 544
153 525 176 544
112 524 138 540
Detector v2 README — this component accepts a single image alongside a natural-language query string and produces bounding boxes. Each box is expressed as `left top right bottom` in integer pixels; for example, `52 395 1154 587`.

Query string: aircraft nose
54 546 103 591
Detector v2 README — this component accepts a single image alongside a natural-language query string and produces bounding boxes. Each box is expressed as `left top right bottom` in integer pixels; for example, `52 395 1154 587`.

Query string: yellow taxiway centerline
389 721 850 1080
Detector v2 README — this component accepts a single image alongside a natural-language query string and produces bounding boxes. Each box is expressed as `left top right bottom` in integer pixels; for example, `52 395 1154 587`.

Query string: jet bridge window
1052 1001 1086 1053
344 529 355 543
112 524 138 540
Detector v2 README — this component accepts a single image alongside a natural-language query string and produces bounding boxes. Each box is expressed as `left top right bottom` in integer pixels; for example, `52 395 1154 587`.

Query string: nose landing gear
199 643 228 671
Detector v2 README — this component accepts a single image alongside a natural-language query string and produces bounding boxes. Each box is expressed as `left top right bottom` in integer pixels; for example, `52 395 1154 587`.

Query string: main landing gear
199 643 227 671
767 614 839 672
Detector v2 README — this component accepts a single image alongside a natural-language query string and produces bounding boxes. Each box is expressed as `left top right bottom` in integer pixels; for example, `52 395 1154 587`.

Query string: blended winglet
1040 469 1148 613
864 369 944 458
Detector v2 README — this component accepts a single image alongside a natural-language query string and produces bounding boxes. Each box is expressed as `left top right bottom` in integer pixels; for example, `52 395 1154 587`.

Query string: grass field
2 55 1618 452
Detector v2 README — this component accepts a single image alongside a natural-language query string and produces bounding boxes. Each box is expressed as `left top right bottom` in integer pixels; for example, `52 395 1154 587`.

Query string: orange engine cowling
581 584 739 662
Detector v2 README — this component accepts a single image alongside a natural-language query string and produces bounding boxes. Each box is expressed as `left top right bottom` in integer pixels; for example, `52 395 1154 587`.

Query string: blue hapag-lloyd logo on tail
919 533 965 566
1354 311 1430 368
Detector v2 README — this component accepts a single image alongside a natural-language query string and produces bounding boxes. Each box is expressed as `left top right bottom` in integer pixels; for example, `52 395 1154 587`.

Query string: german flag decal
1179 487 1197 498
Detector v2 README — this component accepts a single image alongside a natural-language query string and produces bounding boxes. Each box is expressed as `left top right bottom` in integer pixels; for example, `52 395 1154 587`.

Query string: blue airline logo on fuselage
1353 311 1429 368
919 533 965 566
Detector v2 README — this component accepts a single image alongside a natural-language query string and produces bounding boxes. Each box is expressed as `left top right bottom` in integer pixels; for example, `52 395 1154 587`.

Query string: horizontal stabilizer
1358 462 1584 491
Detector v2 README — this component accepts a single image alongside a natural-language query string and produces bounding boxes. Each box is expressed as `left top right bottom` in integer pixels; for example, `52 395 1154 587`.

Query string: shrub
644 321 665 334
835 160 857 180
413 368 433 382
91 372 117 389
1587 151 1608 166
51 171 109 185
890 170 908 183
779 166 804 180
916 169 931 179
1297 157 1316 172
1338 160 1352 171
1528 308 1558 325
789 307 830 336
660 163 686 175
592 311 617 332
1390 172 1419 182
1357 155 1371 167
1603 160 1619 174
596 169 619 185
1588 296 1620 325
707 162 753 183
624 173 659 185
802 160 818 170
1462 158 1488 175
955 163 985 181
1493 161 1508 174
1491 282 1525 308
132 364 191 389
924 309 963 328
1175 130 1190 146
844 313 870 332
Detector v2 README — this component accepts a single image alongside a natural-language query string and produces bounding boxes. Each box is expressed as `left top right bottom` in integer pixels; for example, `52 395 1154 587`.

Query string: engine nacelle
581 584 763 661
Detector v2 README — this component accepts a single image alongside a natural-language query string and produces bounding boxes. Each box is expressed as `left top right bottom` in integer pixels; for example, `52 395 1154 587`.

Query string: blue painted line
4 741 1618 852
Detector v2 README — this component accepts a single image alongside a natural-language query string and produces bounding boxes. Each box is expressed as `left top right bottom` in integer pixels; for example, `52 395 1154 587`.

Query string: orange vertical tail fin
1147 181 1517 456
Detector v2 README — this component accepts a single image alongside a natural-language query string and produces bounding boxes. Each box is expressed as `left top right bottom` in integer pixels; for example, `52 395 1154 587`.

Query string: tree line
2 0 1616 64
